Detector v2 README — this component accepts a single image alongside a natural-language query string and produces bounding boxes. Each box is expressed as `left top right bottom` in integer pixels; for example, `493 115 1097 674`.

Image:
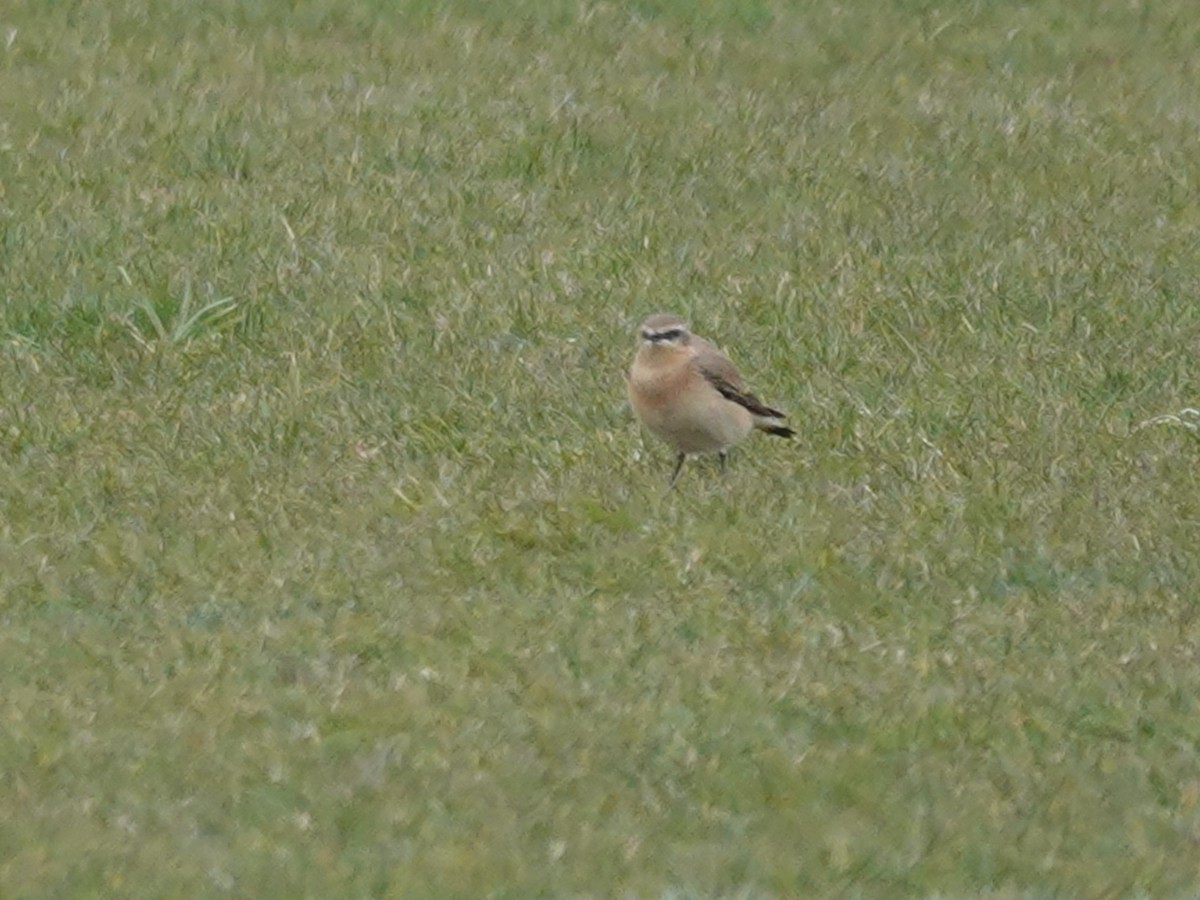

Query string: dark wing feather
704 371 788 419
693 338 788 420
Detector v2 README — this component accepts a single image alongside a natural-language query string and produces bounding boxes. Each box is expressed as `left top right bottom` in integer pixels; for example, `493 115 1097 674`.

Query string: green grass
3 0 1200 895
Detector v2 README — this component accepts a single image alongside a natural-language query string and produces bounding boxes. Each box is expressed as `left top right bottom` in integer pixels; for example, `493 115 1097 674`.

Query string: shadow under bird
627 313 794 488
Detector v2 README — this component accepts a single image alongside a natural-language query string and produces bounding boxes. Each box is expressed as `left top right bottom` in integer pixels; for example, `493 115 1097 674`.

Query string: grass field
3 0 1200 895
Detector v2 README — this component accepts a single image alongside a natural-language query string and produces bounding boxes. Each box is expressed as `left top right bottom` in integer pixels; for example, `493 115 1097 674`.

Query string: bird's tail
753 416 795 439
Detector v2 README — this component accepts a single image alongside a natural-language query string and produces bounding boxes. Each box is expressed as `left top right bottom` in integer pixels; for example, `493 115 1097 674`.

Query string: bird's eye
646 328 684 343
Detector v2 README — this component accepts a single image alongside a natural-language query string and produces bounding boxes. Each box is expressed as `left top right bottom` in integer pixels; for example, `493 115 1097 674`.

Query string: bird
627 313 794 488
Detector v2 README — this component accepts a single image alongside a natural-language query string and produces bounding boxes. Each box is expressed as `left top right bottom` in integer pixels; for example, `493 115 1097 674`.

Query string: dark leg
667 452 687 490
719 450 728 475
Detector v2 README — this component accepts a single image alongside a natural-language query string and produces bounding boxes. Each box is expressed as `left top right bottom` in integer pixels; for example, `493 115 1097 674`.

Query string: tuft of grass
122 277 239 351
3 0 1200 895
1136 407 1200 441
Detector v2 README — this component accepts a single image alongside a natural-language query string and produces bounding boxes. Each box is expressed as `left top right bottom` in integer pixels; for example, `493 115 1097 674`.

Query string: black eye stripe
645 328 685 342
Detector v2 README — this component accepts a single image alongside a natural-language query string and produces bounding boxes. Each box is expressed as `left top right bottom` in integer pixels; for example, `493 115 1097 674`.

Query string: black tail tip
762 424 796 438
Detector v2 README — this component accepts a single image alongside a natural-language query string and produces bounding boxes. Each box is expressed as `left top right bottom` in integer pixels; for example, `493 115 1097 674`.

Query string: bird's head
638 313 691 350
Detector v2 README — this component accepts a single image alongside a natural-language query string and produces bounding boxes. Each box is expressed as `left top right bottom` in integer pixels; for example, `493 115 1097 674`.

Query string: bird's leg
718 450 728 475
667 452 687 490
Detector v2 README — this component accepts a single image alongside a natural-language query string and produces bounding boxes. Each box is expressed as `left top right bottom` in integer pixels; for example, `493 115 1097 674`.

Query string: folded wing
693 338 789 421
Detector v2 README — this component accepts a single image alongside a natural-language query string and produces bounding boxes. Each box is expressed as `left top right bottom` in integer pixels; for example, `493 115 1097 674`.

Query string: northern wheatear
627 313 794 487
